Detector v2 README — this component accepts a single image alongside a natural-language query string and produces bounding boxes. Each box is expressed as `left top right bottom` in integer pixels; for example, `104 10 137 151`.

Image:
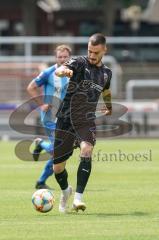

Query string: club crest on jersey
104 73 108 81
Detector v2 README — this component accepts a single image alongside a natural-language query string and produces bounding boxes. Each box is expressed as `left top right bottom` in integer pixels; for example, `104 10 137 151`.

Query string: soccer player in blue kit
27 45 72 189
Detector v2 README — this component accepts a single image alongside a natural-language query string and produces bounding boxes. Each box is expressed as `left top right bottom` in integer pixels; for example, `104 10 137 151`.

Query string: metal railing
0 36 159 62
126 79 159 100
0 36 159 99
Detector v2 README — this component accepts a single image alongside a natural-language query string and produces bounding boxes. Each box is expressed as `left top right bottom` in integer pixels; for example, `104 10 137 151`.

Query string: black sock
55 169 68 190
76 157 92 193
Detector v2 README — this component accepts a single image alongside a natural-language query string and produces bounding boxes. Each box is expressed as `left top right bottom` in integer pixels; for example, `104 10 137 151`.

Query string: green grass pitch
0 139 159 240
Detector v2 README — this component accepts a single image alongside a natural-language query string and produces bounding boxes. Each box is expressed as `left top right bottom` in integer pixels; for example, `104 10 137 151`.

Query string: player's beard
89 56 102 66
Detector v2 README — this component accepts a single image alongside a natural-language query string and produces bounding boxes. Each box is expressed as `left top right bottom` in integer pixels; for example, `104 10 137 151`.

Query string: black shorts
53 118 96 164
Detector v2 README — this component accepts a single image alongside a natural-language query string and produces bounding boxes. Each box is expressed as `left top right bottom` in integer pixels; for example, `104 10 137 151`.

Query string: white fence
126 79 159 100
0 36 159 62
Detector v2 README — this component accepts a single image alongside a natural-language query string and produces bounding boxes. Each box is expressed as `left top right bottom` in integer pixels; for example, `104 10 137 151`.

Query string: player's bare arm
27 80 51 112
101 88 112 115
55 65 73 77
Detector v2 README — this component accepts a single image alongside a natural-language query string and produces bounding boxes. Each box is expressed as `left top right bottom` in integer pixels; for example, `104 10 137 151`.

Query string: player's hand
55 66 73 78
100 106 112 116
40 104 52 112
65 69 73 77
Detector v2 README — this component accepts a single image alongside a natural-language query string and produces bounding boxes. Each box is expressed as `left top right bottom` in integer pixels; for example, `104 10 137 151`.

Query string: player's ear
104 46 107 54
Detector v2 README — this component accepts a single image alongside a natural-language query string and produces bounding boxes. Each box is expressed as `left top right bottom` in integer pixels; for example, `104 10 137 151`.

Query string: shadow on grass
33 211 149 218
67 212 149 217
83 211 149 217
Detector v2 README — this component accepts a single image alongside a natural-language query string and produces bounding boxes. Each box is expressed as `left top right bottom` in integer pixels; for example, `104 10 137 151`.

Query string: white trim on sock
74 192 83 202
62 186 69 196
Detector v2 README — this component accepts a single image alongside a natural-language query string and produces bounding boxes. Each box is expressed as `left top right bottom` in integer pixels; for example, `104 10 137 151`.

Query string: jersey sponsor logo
90 82 103 92
80 80 103 92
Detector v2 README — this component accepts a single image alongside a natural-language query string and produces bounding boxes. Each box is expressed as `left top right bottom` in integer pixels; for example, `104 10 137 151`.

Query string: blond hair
55 44 72 55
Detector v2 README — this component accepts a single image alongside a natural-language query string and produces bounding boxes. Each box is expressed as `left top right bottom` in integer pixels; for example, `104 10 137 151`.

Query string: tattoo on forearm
102 91 112 110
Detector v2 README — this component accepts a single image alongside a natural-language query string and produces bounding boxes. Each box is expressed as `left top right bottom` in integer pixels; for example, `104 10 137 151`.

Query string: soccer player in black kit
54 33 112 213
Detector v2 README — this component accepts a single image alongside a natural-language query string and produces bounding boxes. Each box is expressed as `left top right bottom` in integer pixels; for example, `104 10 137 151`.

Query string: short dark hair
89 33 106 46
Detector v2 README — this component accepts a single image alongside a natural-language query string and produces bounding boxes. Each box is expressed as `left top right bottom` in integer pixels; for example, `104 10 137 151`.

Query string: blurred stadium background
0 0 159 140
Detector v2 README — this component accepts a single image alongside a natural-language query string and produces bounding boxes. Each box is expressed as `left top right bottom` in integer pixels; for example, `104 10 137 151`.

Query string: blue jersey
34 64 69 103
33 64 69 127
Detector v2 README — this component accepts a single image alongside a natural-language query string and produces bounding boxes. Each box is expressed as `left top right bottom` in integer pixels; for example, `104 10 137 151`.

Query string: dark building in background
0 0 159 61
0 0 104 36
0 0 158 37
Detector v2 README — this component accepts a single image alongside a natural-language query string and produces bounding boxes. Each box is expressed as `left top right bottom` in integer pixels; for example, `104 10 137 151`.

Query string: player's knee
80 142 93 157
53 163 65 174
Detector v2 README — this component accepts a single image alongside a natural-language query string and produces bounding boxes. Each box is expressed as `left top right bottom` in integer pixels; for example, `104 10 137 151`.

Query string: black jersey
56 56 112 125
